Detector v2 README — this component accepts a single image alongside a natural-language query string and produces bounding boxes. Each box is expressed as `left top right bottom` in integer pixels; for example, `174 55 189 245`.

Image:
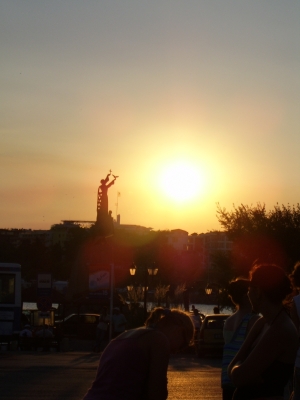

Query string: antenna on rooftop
115 192 121 219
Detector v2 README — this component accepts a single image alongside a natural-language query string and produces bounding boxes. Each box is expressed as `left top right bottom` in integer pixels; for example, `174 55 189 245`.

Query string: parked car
196 313 230 357
55 313 100 340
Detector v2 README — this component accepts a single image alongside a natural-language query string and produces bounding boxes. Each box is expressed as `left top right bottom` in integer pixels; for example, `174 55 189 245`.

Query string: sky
1 1 299 234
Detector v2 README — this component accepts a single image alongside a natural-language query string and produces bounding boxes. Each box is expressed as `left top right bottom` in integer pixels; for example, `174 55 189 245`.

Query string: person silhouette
221 278 259 400
228 264 298 400
83 307 194 400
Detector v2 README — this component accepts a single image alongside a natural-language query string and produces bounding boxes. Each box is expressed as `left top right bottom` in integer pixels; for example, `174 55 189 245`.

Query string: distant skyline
1 1 299 234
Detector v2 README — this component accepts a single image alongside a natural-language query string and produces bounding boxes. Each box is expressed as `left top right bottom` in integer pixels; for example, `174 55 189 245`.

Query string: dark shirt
83 328 169 400
233 360 294 399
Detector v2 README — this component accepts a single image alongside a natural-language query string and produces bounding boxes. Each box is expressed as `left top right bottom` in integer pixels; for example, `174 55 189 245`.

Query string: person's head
113 307 120 314
145 307 194 353
228 278 250 307
248 264 292 308
213 306 220 314
289 261 300 289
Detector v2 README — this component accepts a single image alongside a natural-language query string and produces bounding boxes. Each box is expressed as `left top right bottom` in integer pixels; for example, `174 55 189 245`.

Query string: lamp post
129 262 158 319
205 283 222 309
129 263 136 277
109 261 115 341
205 284 213 295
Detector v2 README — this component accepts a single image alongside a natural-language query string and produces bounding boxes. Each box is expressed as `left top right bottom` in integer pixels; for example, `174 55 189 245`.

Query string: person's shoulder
138 329 170 353
251 315 264 328
224 312 238 330
133 327 168 342
118 327 146 338
270 319 299 357
148 329 169 344
241 315 264 337
271 312 298 340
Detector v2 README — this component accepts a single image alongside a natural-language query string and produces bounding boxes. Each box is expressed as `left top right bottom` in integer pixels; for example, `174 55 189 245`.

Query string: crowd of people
93 306 128 352
222 264 300 400
19 323 55 351
81 262 300 400
17 262 300 399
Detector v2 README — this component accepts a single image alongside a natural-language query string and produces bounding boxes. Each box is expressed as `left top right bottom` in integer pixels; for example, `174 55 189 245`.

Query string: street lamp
205 284 213 295
129 263 136 277
129 262 158 318
144 263 158 317
205 283 222 309
148 264 158 276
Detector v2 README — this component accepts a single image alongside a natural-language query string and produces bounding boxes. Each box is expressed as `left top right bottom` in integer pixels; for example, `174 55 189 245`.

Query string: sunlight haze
1 1 299 234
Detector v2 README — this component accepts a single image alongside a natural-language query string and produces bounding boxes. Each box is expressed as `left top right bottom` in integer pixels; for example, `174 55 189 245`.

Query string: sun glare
159 161 203 203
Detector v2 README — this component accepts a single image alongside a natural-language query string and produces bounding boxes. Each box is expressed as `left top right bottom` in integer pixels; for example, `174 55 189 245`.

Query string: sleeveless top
221 313 256 387
223 329 235 344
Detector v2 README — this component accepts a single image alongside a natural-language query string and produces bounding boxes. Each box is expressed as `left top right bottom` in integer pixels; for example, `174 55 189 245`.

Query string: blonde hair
145 307 194 345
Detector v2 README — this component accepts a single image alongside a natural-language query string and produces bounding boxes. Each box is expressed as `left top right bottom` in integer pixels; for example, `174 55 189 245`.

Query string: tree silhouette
216 202 300 274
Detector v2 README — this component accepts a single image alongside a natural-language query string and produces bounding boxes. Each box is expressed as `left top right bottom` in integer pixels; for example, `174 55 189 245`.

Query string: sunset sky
1 1 299 234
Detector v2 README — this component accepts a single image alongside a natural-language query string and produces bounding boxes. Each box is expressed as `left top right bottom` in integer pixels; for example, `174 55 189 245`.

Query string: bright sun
159 161 203 203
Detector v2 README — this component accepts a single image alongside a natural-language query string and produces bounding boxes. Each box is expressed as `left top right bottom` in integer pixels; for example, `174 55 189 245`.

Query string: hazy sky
1 1 299 234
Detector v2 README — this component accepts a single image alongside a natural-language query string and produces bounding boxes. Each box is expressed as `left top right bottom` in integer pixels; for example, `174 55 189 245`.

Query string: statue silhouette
98 173 116 215
96 172 118 237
